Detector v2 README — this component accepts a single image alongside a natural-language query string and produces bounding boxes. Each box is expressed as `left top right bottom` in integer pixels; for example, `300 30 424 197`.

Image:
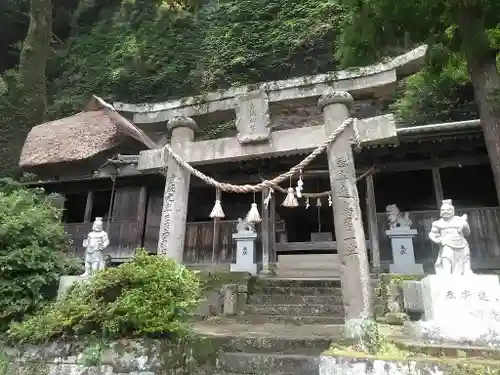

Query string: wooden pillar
319 90 372 320
432 167 444 208
83 191 93 223
157 116 198 261
136 186 148 249
261 188 271 275
365 174 381 271
269 190 277 265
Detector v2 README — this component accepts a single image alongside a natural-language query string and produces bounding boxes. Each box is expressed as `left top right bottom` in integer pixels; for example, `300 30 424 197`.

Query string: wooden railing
376 207 500 270
64 221 140 261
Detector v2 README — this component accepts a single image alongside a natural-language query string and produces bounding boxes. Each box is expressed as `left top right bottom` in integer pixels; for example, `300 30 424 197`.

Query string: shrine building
18 45 500 279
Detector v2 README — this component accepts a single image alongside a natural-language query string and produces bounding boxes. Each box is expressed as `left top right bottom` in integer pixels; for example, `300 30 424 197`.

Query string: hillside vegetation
0 0 493 176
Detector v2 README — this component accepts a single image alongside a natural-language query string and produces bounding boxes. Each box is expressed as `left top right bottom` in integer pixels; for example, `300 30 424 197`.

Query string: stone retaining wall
1 339 218 375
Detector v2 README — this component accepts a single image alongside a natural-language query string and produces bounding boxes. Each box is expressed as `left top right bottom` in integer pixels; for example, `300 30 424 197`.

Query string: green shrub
7 250 202 343
0 179 82 333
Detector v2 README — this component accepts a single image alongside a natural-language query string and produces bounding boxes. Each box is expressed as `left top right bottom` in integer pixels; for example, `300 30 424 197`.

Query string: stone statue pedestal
57 275 91 299
421 274 500 321
407 274 500 344
231 230 258 275
386 227 424 275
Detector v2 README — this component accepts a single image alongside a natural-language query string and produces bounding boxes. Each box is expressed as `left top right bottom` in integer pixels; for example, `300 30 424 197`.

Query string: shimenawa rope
162 117 360 194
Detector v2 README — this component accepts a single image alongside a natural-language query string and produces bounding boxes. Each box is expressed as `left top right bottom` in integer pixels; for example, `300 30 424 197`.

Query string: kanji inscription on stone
445 290 455 300
400 245 407 255
461 290 471 301
478 291 489 301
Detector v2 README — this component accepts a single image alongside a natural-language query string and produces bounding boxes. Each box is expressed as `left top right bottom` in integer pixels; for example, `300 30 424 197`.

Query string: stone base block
421 274 500 321
389 263 424 275
57 275 90 299
230 263 256 276
408 274 500 345
402 280 424 313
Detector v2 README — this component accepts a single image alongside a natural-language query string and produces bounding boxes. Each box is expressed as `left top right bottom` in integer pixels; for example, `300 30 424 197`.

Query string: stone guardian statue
82 217 109 276
428 199 472 275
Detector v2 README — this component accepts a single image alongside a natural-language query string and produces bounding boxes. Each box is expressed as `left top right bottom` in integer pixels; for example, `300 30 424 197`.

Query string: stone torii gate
120 47 426 319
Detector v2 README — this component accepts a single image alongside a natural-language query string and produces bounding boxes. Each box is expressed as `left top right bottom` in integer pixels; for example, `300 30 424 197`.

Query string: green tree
337 0 500 202
0 179 82 332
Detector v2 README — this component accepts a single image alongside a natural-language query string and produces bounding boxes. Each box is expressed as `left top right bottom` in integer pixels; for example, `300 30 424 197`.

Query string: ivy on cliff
50 0 343 115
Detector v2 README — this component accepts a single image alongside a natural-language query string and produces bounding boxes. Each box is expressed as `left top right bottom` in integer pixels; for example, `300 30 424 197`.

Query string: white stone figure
428 199 472 276
82 217 109 276
385 204 412 229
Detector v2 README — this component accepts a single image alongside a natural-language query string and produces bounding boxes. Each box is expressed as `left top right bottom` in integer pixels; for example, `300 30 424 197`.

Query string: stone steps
245 303 344 317
250 294 343 305
204 278 345 374
230 314 345 325
212 335 334 354
217 352 320 375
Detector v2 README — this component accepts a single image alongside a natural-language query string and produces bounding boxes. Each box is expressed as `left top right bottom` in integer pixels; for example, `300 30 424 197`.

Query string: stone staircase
198 278 346 374
240 278 345 325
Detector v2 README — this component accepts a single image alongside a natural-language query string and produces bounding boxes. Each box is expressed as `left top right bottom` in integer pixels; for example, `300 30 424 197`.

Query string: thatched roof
19 110 121 168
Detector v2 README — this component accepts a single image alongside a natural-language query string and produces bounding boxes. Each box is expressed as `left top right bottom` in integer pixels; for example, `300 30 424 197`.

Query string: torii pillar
319 90 372 320
157 116 198 261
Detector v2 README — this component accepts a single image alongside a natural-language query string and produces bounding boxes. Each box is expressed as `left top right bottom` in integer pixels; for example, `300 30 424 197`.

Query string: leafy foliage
337 0 500 127
391 58 479 126
0 178 82 333
7 250 202 343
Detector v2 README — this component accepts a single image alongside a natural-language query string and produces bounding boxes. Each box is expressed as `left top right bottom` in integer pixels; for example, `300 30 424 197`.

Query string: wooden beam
269 191 277 265
261 189 271 274
432 167 444 209
366 174 381 271
83 191 93 223
136 186 148 248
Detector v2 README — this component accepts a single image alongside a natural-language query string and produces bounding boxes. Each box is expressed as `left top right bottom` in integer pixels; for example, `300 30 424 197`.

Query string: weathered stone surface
218 352 320 375
321 90 372 320
231 314 345 325
319 355 494 375
234 90 271 144
250 294 343 306
115 46 427 124
157 117 196 260
136 114 397 170
3 338 218 375
402 280 424 313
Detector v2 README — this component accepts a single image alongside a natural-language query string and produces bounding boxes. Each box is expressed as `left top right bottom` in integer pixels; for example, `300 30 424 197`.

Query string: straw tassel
209 189 225 219
282 187 299 207
246 203 261 223
305 197 310 209
209 200 225 218
328 195 332 207
316 197 322 207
